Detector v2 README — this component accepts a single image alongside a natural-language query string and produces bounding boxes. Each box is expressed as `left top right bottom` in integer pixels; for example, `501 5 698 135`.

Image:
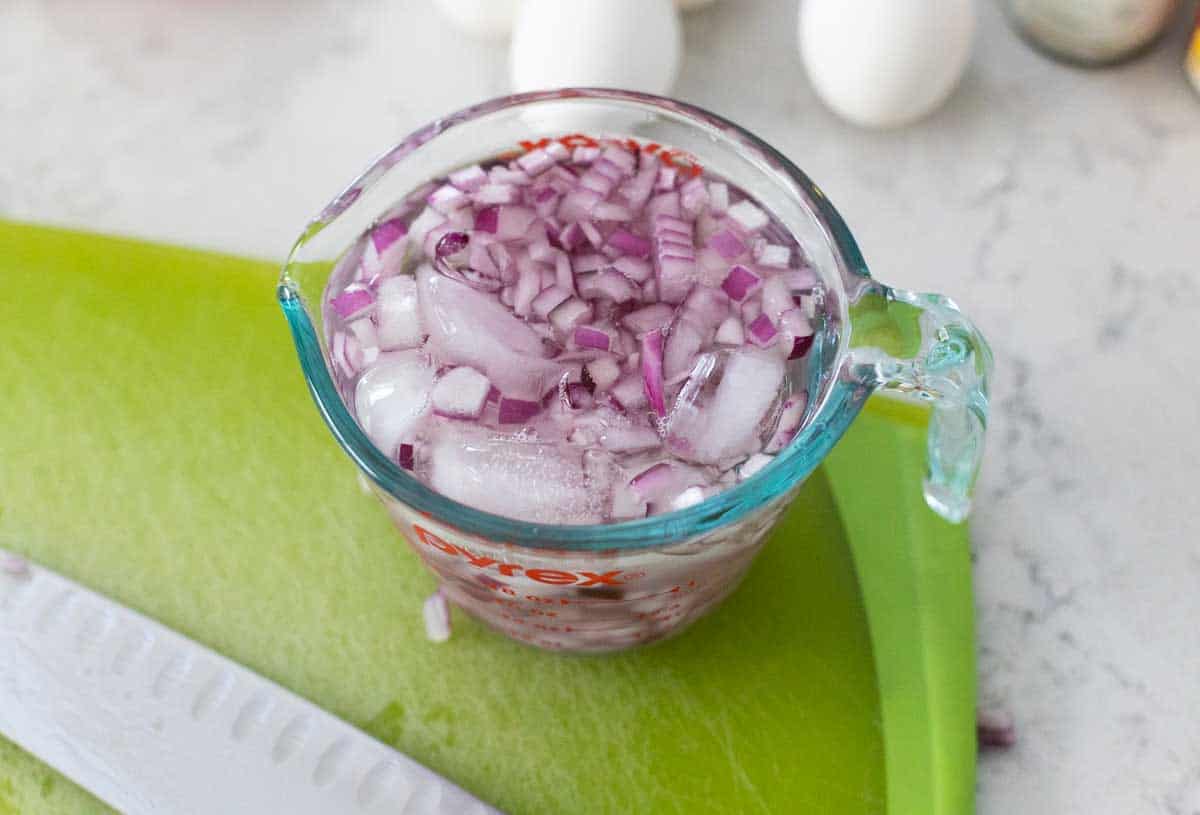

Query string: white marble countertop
3 1 1199 812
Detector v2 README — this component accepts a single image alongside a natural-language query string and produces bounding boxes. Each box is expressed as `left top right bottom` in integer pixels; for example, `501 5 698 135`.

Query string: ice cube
423 425 607 524
354 350 435 457
666 348 785 465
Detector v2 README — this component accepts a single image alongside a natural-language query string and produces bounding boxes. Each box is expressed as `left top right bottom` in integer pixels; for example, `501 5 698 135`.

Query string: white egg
799 0 975 129
432 0 520 40
511 0 681 95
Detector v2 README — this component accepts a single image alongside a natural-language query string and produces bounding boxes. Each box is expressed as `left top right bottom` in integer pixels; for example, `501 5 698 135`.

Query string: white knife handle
0 549 501 815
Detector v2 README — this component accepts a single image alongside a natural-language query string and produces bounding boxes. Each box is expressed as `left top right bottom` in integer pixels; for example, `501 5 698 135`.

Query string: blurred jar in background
1006 0 1179 66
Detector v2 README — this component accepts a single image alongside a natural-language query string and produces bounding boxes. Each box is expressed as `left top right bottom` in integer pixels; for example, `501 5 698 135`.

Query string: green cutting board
0 222 974 814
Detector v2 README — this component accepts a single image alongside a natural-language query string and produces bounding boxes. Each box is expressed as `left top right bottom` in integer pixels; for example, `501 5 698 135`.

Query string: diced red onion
435 230 470 259
473 183 521 206
646 192 681 220
593 202 633 221
761 274 793 318
655 166 678 191
498 396 541 424
513 260 543 317
572 146 600 164
545 141 571 162
577 268 637 303
727 200 768 232
708 228 746 260
601 146 636 174
330 286 375 320
531 285 572 319
423 589 451 643
571 252 609 273
655 255 696 304
559 187 603 221
549 297 594 334
574 325 612 351
397 442 415 471
641 329 667 417
715 315 745 346
622 303 674 335
708 182 729 213
516 148 557 176
449 164 487 192
558 221 585 251
789 333 814 359
473 205 499 233
664 318 704 382
681 286 729 331
432 366 491 419
606 228 651 258
755 243 791 268
720 265 760 301
495 206 537 240
499 285 516 307
586 356 622 390
490 166 531 186
784 266 819 291
579 220 604 248
747 313 778 348
428 184 470 214
371 218 408 254
564 381 594 410
611 256 652 284
680 177 709 214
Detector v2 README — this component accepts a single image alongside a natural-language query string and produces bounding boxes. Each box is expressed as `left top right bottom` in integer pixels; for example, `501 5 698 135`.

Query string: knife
0 549 501 814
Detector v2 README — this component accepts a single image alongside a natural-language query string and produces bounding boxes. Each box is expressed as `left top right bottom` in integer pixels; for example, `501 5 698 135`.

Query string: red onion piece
474 205 499 233
330 286 375 320
611 256 652 283
423 589 451 643
727 200 768 232
641 329 667 417
449 164 487 192
473 184 521 206
755 243 791 268
708 229 746 260
498 396 541 424
574 326 612 351
435 230 470 259
577 269 637 303
586 356 622 391
531 285 572 319
715 315 745 346
516 148 557 176
664 318 704 382
747 313 778 348
707 182 729 213
398 443 416 471
622 303 674 335
549 297 594 335
605 228 651 258
371 218 408 254
721 264 760 301
428 184 469 214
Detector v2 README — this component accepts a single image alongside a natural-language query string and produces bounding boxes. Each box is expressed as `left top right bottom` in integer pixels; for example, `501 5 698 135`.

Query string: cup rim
279 88 874 551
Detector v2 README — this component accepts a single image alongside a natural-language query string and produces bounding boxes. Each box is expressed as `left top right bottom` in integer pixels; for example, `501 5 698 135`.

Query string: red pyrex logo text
517 133 704 178
412 524 628 587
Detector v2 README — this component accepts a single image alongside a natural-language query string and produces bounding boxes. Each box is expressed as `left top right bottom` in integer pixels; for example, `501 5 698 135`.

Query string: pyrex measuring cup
278 89 991 653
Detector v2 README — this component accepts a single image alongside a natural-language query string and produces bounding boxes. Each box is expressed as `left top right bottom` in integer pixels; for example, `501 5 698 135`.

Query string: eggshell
433 0 520 40
511 0 681 95
799 0 975 128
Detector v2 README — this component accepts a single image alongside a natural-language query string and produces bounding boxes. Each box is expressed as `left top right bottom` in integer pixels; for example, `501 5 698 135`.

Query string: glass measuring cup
278 89 991 653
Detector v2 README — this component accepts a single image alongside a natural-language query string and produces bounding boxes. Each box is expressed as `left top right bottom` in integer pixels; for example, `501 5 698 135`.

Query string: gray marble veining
2 1 1198 812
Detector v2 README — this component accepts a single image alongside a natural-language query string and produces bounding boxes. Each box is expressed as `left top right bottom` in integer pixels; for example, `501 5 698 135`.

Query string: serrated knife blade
0 548 501 815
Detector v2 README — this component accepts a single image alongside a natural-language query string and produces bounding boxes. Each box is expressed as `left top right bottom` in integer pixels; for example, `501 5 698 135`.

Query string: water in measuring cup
321 136 825 526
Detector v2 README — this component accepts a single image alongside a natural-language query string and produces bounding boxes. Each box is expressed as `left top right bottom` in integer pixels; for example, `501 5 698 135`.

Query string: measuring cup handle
847 285 993 523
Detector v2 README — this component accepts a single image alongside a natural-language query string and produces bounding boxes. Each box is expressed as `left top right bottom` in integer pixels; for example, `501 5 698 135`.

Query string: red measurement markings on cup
517 133 704 178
